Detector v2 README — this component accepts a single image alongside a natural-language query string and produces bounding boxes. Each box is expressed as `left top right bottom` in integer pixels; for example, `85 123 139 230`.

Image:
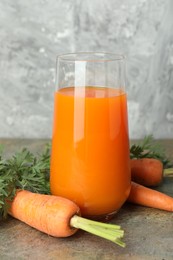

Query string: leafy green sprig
0 146 50 219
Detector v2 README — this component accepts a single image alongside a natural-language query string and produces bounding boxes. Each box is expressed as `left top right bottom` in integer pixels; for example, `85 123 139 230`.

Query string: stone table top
0 139 173 260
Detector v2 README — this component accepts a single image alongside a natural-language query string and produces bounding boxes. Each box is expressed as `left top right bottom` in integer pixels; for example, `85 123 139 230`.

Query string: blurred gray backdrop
0 0 173 139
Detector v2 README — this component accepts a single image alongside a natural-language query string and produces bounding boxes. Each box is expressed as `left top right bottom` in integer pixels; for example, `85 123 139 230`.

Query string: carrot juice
50 86 131 218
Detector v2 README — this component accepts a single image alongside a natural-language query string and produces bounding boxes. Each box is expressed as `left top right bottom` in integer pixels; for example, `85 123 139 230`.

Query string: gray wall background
0 0 173 139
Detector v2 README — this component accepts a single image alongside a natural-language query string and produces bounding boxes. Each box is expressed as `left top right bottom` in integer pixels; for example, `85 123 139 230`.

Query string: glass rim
56 52 125 62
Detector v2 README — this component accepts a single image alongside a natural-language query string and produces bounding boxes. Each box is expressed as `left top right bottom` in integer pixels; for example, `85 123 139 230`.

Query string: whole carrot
127 181 173 212
8 190 125 247
131 158 163 187
9 190 80 237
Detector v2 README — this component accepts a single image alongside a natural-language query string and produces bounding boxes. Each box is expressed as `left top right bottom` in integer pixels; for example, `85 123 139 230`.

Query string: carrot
9 190 80 237
127 181 173 211
8 190 125 247
131 158 163 187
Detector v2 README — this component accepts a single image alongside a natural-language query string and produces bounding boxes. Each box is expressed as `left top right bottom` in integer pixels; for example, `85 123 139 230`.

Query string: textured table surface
0 139 173 260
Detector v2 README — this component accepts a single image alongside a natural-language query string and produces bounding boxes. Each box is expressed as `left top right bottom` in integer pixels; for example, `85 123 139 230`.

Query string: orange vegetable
127 182 173 212
131 158 163 187
9 190 80 237
8 190 125 247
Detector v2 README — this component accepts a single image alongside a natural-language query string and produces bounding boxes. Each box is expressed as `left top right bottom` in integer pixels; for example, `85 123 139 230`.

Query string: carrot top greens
0 146 50 219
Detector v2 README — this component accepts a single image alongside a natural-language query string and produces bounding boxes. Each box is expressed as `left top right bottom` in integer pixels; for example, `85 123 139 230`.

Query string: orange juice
50 86 131 218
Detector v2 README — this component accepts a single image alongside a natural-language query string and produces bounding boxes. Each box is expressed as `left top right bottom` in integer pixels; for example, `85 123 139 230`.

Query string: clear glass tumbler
50 52 131 220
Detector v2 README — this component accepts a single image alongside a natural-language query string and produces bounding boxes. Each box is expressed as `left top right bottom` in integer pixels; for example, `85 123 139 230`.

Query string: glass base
84 209 119 222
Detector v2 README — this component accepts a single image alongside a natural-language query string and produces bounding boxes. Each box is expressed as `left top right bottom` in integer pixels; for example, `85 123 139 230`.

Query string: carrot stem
71 216 121 230
164 168 173 177
93 226 124 238
70 215 125 247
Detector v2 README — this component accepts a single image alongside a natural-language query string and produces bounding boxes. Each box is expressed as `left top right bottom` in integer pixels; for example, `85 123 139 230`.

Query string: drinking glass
50 52 131 220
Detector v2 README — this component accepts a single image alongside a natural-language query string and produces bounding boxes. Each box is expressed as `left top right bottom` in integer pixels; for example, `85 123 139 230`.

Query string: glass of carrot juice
50 52 131 220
